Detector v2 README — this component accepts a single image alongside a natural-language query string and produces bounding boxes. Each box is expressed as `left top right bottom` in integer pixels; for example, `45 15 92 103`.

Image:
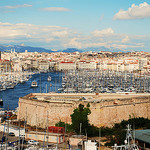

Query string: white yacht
0 98 3 106
48 76 51 81
31 81 38 87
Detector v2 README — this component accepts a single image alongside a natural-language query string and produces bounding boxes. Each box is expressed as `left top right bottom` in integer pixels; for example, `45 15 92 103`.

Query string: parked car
1 136 8 142
47 144 53 148
8 132 15 136
19 139 27 144
27 140 39 145
20 134 25 138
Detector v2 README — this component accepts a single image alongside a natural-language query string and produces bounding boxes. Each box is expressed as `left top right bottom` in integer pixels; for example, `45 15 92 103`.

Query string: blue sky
0 0 150 51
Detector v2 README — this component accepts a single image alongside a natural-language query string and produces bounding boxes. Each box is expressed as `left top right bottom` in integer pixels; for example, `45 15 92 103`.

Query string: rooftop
135 129 150 144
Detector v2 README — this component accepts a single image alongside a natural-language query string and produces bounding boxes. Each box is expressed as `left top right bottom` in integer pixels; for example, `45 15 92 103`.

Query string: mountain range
0 45 52 53
0 45 126 53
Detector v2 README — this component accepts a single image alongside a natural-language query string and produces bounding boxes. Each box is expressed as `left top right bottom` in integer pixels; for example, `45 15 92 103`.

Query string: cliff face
17 93 150 128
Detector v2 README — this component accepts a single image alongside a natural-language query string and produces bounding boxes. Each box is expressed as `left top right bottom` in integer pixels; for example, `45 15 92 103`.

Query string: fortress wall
17 94 150 128
18 97 74 127
88 96 150 127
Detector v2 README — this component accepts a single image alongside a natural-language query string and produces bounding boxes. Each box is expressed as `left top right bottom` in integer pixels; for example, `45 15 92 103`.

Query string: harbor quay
17 93 150 128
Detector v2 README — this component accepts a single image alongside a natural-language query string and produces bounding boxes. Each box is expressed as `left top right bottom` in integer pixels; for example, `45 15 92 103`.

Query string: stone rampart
17 93 150 128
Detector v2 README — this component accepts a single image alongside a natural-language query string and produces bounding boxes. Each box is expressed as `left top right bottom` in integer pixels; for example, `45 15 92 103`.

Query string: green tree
71 103 91 134
55 121 72 132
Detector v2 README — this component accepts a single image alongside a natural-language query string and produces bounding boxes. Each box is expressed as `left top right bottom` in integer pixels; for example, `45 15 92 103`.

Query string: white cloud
0 23 30 37
41 7 70 12
65 38 82 49
85 42 108 48
92 28 114 36
121 35 129 43
52 31 68 37
0 22 79 49
0 22 149 50
112 43 144 49
0 22 12 26
0 22 68 40
3 4 32 9
45 38 54 42
114 2 150 20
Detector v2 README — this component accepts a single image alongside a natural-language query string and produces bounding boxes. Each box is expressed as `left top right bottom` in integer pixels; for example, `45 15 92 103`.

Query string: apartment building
38 60 49 72
13 60 22 72
77 61 96 70
31 60 39 70
0 59 12 72
57 62 76 71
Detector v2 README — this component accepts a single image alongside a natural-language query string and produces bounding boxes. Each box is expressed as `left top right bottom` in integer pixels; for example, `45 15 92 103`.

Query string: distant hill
82 46 125 52
0 45 52 53
0 45 127 53
58 47 126 53
59 47 126 53
59 48 83 53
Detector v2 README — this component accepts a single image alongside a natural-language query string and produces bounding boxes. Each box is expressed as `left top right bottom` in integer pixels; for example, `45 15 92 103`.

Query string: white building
0 124 25 137
38 60 49 71
117 63 125 72
57 62 76 71
124 62 139 72
98 62 107 70
78 61 96 70
31 60 39 69
139 58 147 71
49 60 56 69
13 60 22 72
84 140 97 150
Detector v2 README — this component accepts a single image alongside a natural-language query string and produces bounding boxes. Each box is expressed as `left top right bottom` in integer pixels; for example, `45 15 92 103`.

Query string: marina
1 69 150 110
60 70 150 93
0 71 33 91
0 72 63 110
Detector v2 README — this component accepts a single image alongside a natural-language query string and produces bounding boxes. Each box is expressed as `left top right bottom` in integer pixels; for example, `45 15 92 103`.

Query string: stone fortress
17 93 150 128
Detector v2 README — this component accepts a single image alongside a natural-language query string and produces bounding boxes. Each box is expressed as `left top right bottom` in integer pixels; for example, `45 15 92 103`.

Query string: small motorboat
31 81 38 87
48 76 51 81
0 98 3 106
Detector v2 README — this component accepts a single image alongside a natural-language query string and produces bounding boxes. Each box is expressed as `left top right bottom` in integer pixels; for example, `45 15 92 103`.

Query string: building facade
57 62 76 71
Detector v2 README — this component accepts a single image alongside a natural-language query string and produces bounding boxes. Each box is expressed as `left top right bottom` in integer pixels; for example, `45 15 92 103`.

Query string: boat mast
46 111 49 150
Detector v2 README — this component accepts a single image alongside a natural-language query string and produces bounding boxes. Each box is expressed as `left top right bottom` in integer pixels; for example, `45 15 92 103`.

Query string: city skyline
0 0 150 51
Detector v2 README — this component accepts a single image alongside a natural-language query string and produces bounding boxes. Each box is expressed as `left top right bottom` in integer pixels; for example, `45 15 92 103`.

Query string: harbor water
1 70 150 110
0 72 63 110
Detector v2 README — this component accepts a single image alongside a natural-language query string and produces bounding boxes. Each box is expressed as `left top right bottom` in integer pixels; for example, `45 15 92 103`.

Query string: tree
55 121 72 132
71 103 91 134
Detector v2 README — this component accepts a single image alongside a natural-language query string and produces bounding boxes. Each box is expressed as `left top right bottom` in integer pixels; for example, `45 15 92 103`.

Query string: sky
0 0 150 51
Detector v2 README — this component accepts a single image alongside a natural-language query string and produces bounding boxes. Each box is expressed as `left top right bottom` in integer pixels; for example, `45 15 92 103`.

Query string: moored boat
48 76 51 81
31 81 38 87
0 98 3 106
